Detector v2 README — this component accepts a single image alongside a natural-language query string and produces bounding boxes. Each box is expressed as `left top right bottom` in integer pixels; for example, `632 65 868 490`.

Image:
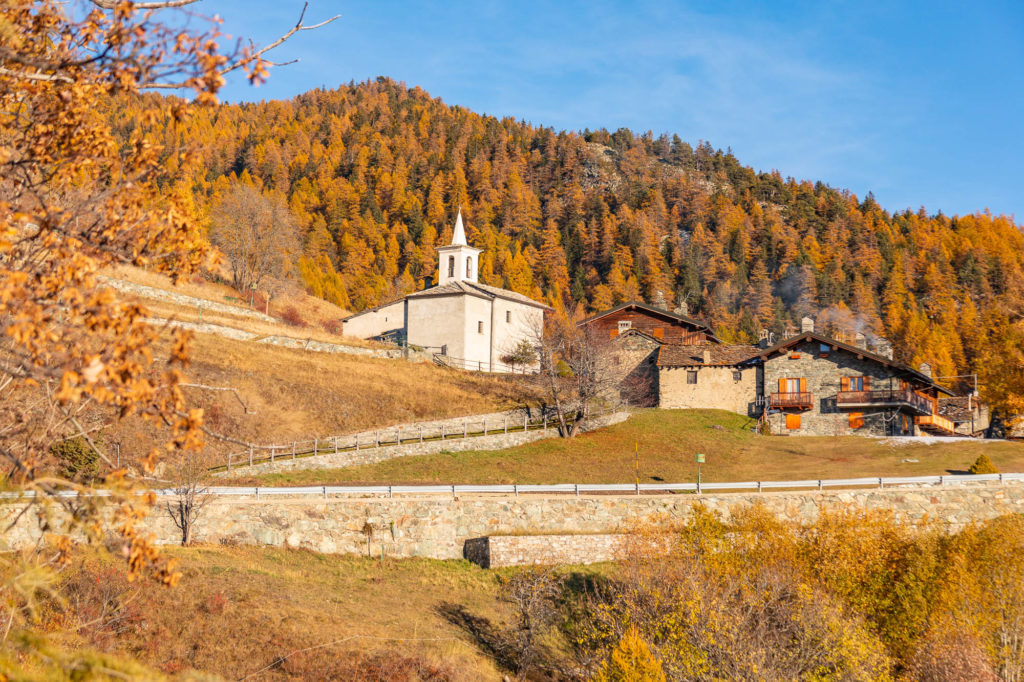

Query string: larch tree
0 0 335 665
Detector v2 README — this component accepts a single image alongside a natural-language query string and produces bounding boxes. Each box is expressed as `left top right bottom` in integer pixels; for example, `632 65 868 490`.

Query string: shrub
594 626 666 682
320 318 343 335
51 437 99 482
969 454 998 475
280 305 307 327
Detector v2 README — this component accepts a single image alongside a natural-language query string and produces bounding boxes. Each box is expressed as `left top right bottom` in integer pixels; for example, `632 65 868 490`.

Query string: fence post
483 420 488 436
334 436 339 454
504 416 507 434
375 431 379 449
543 414 547 431
292 442 296 459
270 447 275 463
313 439 318 456
397 426 402 445
524 413 528 432
463 419 467 439
441 424 445 440
249 444 253 467
227 454 231 472
419 425 423 443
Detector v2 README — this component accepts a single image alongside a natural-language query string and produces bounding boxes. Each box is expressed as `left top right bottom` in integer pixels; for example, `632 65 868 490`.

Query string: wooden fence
215 407 619 473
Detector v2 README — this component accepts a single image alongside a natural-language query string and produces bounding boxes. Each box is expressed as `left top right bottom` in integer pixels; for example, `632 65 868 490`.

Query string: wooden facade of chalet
579 302 719 345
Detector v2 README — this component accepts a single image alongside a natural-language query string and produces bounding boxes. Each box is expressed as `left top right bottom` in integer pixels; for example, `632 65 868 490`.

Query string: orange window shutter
778 378 786 393
786 414 801 429
800 378 807 393
849 412 864 429
863 376 871 390
653 327 664 339
840 377 850 391
609 328 617 339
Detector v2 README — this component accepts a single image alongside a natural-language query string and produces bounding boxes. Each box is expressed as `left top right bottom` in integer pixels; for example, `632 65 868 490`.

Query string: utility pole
696 452 705 494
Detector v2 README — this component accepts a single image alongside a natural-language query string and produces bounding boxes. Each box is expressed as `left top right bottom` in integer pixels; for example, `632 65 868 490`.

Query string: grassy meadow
230 409 1024 487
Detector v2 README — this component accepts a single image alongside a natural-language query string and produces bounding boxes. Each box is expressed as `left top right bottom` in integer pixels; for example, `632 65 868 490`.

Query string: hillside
112 78 1024 390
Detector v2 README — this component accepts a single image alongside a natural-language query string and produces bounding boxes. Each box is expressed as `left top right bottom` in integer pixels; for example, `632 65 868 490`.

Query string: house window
687 370 698 384
840 376 870 392
466 256 472 279
733 370 742 381
447 255 455 278
786 414 801 430
849 412 865 429
618 320 632 332
782 377 803 393
477 320 483 334
819 343 830 356
506 310 511 323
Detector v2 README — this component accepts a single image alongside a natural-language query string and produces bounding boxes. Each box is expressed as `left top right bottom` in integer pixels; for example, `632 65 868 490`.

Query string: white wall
342 300 405 340
406 294 468 357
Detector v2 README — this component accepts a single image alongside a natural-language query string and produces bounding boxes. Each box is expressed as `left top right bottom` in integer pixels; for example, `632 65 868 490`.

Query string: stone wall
218 411 631 477
100 277 277 322
659 364 758 415
464 534 629 568
3 481 1021 561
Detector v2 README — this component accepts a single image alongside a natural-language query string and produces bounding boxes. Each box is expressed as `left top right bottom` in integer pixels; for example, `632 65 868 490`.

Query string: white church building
342 211 550 372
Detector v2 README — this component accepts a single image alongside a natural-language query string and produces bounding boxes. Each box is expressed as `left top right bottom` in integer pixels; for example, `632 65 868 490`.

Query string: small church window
687 370 698 384
466 257 472 279
506 310 511 323
477 320 484 334
448 256 455 278
733 370 742 381
618 320 632 332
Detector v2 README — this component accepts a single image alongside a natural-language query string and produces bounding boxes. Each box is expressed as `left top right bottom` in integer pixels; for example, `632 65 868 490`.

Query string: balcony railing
915 413 956 435
770 392 814 409
836 389 933 415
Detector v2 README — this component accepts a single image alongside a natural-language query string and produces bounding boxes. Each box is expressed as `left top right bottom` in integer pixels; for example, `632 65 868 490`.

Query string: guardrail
8 472 1015 501
215 406 620 473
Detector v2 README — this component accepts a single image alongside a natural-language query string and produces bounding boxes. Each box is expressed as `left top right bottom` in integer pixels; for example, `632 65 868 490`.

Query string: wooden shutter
786 414 801 430
653 327 664 340
609 328 617 339
840 377 850 391
778 378 786 393
849 412 864 429
799 377 807 393
863 376 871 390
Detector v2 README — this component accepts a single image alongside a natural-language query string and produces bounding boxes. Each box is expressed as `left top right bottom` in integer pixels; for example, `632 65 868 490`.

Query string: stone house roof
938 396 983 422
657 344 761 367
757 331 955 395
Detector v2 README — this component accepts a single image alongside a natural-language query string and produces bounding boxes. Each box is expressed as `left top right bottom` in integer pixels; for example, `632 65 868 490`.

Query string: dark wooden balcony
836 389 932 415
770 392 813 409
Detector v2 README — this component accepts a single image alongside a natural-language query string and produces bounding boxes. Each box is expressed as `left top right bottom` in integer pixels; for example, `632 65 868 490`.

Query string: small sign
695 453 705 464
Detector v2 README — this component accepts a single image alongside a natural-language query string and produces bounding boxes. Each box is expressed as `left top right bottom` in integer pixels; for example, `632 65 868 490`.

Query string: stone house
579 301 719 406
342 211 550 372
657 344 761 415
758 331 955 436
938 396 990 436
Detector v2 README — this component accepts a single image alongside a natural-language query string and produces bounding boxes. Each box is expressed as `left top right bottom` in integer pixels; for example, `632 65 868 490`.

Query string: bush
320 318 343 335
969 454 998 475
51 437 99 482
280 305 307 327
594 626 666 682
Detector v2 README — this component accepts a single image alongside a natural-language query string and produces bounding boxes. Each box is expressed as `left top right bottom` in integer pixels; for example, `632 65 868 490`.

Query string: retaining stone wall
100 277 277 322
218 412 631 477
3 481 1021 561
465 534 629 568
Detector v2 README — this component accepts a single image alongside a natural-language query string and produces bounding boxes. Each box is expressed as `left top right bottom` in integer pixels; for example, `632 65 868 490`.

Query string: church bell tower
437 208 482 285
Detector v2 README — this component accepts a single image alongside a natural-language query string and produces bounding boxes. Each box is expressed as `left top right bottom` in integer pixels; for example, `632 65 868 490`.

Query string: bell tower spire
437 208 482 285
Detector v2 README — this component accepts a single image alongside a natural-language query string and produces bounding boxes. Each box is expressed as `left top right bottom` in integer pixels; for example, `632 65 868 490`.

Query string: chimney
758 329 770 349
919 362 932 379
877 341 893 360
801 316 815 334
702 349 712 365
854 332 866 349
674 301 689 317
652 290 667 309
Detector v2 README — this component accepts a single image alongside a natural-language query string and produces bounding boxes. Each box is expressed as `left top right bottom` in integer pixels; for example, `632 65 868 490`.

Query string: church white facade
342 211 549 372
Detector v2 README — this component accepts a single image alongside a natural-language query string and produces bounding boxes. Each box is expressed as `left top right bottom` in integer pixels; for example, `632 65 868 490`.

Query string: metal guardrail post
636 481 640 496
757 481 762 493
451 485 457 500
818 480 822 491
388 485 393 498
939 475 943 486
322 486 326 499
575 484 579 496
514 484 518 497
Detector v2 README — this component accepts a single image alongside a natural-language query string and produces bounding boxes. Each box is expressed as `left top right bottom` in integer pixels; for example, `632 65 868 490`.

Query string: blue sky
199 1 1023 220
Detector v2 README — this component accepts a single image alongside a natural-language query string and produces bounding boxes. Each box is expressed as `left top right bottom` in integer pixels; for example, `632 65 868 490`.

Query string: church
342 211 550 372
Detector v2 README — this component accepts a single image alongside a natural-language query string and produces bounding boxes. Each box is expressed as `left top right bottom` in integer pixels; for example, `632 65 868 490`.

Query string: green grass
227 409 1024 487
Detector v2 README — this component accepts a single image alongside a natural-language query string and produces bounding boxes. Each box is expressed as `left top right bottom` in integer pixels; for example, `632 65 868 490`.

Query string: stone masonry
2 481 1021 562
464 534 629 568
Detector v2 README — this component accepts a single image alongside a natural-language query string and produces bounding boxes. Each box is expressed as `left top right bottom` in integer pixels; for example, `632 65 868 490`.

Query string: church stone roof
405 280 551 310
657 344 761 367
